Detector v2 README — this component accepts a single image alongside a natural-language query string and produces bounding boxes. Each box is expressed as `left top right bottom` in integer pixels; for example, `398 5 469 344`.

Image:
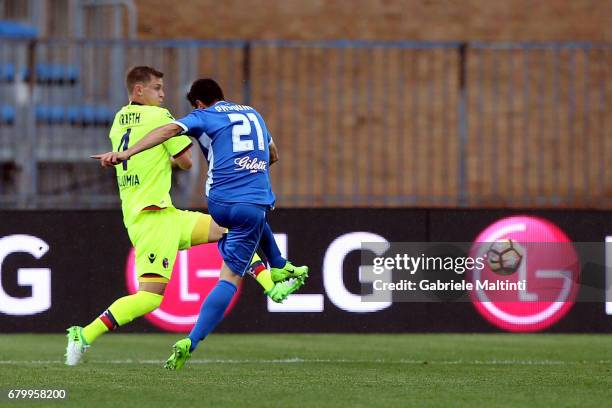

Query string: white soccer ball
486 238 523 275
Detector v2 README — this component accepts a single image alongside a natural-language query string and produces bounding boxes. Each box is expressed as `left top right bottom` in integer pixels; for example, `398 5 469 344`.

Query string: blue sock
188 280 237 353
260 223 287 268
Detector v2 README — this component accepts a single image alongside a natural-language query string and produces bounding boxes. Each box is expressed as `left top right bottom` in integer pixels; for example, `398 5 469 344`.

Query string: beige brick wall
136 0 612 42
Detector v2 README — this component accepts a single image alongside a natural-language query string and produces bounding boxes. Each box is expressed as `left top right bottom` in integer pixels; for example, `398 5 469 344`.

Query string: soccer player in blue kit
95 78 306 369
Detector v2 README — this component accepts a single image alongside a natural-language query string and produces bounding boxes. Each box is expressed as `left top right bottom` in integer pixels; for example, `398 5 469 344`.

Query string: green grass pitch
0 334 610 407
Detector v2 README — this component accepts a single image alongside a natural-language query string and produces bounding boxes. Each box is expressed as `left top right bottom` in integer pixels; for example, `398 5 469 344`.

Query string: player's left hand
90 151 127 167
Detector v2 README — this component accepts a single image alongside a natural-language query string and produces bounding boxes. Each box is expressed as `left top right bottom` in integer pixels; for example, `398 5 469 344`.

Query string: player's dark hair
125 66 164 92
186 78 225 107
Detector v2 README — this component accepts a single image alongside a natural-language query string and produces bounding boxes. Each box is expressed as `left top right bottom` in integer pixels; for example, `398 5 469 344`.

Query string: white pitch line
0 359 609 365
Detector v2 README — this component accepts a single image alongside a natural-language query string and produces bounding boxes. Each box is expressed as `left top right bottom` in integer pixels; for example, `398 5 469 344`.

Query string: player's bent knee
135 290 164 314
108 290 164 327
219 263 242 286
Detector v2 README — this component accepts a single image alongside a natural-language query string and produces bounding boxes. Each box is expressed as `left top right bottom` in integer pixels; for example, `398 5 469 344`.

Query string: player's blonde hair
125 66 164 93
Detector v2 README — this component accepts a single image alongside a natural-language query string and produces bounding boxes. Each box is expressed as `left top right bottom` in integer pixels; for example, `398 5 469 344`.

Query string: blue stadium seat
0 20 38 39
35 105 114 126
0 63 15 82
34 106 46 122
0 62 80 85
81 106 96 125
36 105 63 124
94 106 115 126
67 105 114 126
49 106 65 124
28 63 80 84
64 65 79 83
66 106 80 124
0 105 16 125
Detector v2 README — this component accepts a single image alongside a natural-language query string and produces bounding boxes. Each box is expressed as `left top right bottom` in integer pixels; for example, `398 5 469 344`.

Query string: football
486 238 523 275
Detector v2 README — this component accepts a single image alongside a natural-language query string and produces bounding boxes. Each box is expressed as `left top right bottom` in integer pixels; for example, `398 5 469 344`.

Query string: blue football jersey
173 101 275 206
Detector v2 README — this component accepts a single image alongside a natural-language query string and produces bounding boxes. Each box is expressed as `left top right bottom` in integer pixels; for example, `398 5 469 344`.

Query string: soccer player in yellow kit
64 66 228 365
65 66 301 366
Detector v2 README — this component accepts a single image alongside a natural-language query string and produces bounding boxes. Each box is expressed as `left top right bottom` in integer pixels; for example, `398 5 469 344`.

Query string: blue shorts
208 198 268 277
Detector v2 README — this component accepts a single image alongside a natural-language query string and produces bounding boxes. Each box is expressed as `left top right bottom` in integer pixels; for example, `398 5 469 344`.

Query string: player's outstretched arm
91 123 183 167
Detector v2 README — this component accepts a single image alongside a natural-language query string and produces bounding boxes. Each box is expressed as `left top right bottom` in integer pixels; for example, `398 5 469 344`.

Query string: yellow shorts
126 207 211 280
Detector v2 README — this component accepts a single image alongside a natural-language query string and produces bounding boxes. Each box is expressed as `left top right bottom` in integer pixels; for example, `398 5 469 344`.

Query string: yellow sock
81 291 163 344
249 253 274 291
255 269 274 292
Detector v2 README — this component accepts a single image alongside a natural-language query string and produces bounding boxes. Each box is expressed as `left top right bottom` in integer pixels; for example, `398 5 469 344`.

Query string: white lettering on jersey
234 156 268 173
215 104 254 112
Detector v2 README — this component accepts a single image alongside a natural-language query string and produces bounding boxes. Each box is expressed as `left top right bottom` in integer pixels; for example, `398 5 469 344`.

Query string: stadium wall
1 209 612 333
136 0 612 42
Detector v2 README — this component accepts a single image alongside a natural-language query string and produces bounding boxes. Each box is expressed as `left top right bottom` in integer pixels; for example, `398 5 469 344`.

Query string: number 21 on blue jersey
228 113 265 153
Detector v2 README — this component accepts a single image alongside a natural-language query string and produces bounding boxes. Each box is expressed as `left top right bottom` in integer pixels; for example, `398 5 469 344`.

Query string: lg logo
468 216 580 332
0 234 51 316
268 231 391 313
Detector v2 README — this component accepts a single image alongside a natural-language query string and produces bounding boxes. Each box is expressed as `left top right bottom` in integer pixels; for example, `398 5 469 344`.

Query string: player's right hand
90 151 125 168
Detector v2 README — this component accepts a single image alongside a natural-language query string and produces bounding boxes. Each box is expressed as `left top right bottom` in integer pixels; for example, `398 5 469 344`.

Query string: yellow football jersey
108 103 192 226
